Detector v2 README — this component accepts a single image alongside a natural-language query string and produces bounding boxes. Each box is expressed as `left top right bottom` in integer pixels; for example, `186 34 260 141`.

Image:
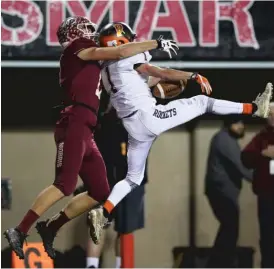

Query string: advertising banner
1 0 274 67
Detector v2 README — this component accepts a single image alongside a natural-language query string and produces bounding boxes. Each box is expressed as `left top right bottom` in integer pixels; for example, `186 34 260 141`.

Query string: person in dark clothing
205 116 253 268
242 103 274 268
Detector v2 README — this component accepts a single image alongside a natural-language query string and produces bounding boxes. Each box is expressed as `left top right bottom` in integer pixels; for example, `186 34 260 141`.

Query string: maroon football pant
53 120 110 201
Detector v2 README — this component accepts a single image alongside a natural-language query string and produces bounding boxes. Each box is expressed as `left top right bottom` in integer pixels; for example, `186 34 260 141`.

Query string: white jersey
101 51 156 118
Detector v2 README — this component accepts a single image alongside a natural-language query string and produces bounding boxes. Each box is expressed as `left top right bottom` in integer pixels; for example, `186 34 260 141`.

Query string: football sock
242 103 258 114
207 99 258 115
47 211 70 233
17 210 40 234
208 99 243 114
86 257 99 268
116 256 121 268
103 200 114 215
103 180 132 215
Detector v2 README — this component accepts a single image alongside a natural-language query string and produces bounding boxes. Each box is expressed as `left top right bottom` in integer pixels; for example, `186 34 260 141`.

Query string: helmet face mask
77 22 98 39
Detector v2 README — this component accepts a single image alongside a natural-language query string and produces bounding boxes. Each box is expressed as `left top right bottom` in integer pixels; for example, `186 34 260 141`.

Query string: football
152 79 187 99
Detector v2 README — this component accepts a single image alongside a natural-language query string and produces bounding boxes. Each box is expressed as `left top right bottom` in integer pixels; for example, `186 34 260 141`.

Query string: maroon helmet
57 16 98 45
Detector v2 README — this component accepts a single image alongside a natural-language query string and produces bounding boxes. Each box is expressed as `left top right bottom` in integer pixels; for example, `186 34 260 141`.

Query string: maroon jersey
58 37 101 127
242 126 274 196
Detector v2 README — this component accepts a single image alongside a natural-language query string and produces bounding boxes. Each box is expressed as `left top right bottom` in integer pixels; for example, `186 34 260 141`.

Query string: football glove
156 35 179 59
191 73 212 95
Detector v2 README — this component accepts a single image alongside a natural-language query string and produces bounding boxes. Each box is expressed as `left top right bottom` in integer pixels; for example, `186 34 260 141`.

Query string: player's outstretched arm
78 36 178 61
78 40 156 60
137 64 193 81
136 63 212 95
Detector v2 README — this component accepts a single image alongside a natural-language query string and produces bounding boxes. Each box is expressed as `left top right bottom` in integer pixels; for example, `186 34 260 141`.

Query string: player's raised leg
36 132 110 258
4 124 80 258
35 190 100 259
88 135 154 244
3 185 64 259
3 123 85 259
141 82 273 136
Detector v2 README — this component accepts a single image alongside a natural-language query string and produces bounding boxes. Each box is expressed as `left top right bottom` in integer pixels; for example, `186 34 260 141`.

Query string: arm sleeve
241 132 264 169
216 134 253 181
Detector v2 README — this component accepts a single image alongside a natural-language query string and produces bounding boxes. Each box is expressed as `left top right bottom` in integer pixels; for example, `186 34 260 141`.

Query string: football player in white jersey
89 22 273 244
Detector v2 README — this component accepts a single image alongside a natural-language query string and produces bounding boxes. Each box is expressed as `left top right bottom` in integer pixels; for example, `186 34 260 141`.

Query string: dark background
2 1 273 129
2 67 273 129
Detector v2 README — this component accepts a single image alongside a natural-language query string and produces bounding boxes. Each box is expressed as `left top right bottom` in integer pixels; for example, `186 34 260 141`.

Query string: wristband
190 72 198 80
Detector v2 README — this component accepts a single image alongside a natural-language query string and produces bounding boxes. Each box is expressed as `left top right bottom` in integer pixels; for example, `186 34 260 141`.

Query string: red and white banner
1 0 274 61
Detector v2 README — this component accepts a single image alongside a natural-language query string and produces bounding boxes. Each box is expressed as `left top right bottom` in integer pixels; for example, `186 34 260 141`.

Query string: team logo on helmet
113 24 125 37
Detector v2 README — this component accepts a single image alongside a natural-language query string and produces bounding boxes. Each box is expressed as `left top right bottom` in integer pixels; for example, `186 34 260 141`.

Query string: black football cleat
35 220 56 259
4 228 27 260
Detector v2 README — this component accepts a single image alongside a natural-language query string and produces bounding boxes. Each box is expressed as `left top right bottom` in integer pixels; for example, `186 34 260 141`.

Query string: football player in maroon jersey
4 16 178 260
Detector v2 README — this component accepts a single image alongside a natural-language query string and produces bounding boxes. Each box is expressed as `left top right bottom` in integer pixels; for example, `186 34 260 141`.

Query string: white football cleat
88 207 109 245
253 82 273 118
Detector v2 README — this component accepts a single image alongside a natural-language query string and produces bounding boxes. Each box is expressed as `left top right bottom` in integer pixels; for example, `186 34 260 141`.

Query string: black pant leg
207 193 239 268
258 195 274 268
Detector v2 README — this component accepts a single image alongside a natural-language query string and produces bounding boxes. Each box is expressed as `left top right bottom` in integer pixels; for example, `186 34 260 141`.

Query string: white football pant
107 95 244 206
